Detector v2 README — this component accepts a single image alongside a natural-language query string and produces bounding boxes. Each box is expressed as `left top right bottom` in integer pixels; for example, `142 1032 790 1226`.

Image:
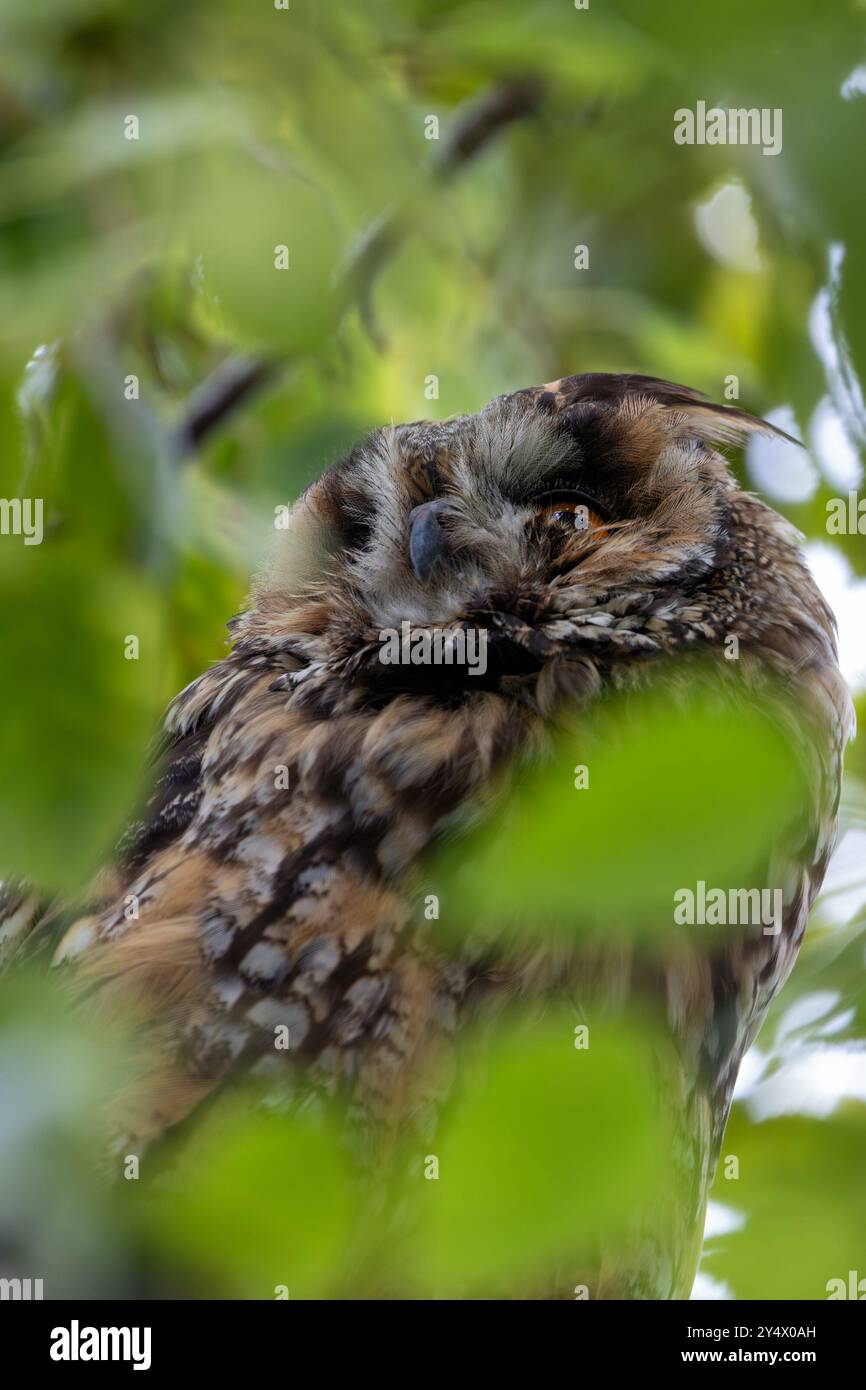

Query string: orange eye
536 498 609 536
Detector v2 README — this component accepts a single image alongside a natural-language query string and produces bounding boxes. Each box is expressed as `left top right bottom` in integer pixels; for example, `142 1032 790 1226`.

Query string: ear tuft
506 372 800 450
668 400 800 450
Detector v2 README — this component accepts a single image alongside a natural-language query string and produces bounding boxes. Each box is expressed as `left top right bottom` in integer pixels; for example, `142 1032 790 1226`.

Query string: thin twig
174 355 279 457
435 76 544 173
339 77 544 344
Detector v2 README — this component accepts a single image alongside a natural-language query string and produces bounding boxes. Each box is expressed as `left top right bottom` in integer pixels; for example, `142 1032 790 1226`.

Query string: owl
43 373 854 1297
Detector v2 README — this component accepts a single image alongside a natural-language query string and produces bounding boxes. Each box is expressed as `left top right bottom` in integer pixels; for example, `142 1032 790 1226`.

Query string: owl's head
247 373 839 715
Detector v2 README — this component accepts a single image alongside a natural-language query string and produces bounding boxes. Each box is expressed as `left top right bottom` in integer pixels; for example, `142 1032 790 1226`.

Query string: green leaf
186 154 341 356
406 1013 668 1295
0 552 164 890
145 1104 356 1299
707 1105 866 1299
431 688 804 941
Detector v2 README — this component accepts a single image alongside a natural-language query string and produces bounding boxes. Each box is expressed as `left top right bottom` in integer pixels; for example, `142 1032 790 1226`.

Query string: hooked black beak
409 500 450 581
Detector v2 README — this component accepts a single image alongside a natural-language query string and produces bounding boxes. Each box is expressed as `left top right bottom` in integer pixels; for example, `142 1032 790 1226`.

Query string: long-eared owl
41 373 854 1297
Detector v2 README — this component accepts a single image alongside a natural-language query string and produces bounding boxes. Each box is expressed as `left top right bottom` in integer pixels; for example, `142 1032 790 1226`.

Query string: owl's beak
409 500 450 582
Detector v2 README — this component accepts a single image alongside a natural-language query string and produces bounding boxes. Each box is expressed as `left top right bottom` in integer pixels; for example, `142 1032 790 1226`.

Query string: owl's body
52 374 853 1297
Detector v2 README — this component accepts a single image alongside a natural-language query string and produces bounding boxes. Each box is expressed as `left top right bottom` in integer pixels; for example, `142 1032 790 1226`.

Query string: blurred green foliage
146 1100 358 1299
432 691 805 940
1 0 865 1300
408 1014 669 1296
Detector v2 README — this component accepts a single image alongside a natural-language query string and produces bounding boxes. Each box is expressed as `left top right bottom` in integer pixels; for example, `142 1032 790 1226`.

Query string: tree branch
173 355 279 457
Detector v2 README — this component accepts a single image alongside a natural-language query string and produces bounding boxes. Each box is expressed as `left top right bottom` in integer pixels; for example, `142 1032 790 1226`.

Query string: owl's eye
532 488 610 536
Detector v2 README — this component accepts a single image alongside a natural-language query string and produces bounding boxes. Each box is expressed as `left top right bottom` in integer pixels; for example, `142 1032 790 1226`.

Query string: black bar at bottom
2 1297 858 1374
